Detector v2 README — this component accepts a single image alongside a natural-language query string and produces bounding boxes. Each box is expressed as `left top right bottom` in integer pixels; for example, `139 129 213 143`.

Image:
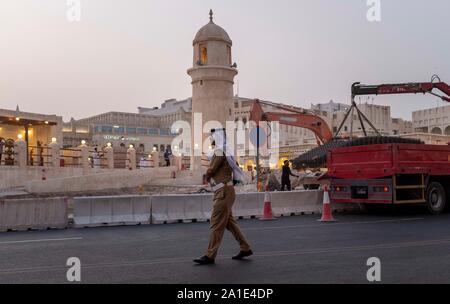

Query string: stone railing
9 139 185 171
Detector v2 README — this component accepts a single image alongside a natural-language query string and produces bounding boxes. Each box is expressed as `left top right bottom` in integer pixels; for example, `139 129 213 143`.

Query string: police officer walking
194 129 253 265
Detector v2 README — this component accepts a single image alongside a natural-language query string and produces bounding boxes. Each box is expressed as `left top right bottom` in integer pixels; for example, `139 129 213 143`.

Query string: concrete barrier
271 190 323 216
73 196 151 227
0 190 354 232
151 194 213 224
151 190 328 224
0 198 68 232
233 192 265 219
152 192 265 224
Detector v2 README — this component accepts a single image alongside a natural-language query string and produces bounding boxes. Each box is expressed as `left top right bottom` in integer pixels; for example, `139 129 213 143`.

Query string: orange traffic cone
260 186 277 221
319 185 337 222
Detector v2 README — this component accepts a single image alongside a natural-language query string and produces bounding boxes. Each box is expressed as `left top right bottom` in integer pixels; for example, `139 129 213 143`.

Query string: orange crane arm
249 99 334 144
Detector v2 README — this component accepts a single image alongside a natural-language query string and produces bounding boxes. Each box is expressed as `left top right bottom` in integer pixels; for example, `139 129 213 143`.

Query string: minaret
187 10 238 181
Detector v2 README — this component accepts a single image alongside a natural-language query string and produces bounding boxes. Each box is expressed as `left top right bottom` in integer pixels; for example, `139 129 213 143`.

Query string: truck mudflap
330 178 393 204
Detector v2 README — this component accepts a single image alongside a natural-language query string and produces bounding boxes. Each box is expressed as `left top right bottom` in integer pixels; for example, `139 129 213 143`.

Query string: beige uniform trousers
206 185 251 259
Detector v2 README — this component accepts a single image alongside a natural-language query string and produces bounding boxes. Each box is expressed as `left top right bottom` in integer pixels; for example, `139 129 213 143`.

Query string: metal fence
136 152 152 169
113 150 129 169
60 147 83 168
0 139 17 166
28 145 52 167
88 149 108 169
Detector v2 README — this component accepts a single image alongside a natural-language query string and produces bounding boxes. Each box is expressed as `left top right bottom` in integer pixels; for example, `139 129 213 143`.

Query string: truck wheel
426 182 447 215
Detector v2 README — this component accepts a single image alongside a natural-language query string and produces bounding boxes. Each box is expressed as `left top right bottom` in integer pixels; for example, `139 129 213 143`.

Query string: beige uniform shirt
208 150 233 185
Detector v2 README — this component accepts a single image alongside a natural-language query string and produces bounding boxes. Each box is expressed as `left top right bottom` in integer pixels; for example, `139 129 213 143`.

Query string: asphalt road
1 206 450 284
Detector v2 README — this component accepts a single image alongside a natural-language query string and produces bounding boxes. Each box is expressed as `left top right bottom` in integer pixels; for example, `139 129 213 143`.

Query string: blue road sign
250 127 267 147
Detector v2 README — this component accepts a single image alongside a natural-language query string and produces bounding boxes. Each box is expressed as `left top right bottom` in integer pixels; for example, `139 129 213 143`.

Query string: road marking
244 218 425 231
254 238 450 258
0 237 83 245
1 237 449 276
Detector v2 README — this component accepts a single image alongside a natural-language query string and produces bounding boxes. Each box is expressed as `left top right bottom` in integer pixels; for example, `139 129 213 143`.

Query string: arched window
445 126 450 136
200 45 208 64
431 127 442 135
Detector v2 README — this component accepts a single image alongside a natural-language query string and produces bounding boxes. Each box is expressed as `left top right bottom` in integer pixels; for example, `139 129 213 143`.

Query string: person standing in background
281 160 299 191
164 149 171 167
37 141 44 166
29 147 34 166
92 147 101 168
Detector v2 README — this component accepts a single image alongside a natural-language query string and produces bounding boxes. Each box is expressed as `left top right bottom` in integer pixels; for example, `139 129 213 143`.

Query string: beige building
63 111 179 154
412 105 450 135
392 118 413 135
138 98 191 126
312 101 394 137
399 133 450 145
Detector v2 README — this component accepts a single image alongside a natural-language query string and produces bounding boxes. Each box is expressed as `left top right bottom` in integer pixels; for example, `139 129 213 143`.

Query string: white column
104 145 114 169
14 138 27 168
151 151 160 168
78 143 90 170
48 141 60 167
127 146 136 170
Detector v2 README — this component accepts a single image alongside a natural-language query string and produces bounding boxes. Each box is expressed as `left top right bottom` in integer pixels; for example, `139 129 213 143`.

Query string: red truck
327 77 450 214
328 143 450 214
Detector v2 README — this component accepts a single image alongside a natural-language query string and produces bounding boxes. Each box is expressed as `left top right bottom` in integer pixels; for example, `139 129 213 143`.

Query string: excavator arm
352 78 450 103
249 99 334 144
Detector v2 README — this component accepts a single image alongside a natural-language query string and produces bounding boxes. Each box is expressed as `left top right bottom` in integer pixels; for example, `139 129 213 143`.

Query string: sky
0 0 449 121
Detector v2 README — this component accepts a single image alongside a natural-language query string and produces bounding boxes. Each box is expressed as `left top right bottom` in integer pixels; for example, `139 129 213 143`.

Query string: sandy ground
0 171 323 200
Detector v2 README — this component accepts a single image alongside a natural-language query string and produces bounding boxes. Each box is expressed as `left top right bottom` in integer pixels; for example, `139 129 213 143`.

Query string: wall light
17 134 23 139
81 140 87 145
51 137 57 143
106 142 112 147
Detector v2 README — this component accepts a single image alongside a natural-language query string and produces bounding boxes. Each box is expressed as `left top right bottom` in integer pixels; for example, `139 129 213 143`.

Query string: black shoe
232 250 253 260
193 256 215 265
